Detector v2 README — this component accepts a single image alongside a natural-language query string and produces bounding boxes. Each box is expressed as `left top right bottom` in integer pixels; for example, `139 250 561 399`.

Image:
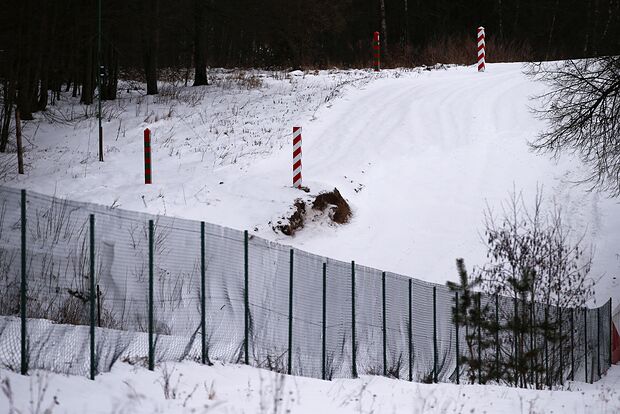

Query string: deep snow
1 63 618 308
1 361 619 413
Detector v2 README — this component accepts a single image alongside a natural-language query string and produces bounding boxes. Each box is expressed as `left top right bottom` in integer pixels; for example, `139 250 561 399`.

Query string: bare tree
529 57 620 196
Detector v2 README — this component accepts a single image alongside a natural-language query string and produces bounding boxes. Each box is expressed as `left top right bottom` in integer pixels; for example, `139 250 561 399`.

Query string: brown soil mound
274 188 352 236
276 199 306 236
312 188 352 224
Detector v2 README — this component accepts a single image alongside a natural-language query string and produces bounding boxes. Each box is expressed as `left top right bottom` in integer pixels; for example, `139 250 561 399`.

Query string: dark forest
0 0 618 123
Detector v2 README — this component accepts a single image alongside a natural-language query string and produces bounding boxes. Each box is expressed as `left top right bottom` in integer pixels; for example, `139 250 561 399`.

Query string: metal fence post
610 299 613 369
433 286 438 383
531 302 538 389
97 285 101 327
201 221 206 365
559 307 563 385
597 305 601 378
89 214 96 380
288 249 294 375
544 305 549 387
477 294 482 384
514 297 519 387
570 307 574 381
351 261 357 378
148 220 154 371
584 307 588 382
455 291 460 384
408 278 412 382
495 294 499 381
382 272 387 377
244 230 249 365
322 262 327 380
20 189 27 376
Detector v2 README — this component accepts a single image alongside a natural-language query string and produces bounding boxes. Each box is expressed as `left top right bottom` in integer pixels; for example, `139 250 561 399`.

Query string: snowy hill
2 63 619 306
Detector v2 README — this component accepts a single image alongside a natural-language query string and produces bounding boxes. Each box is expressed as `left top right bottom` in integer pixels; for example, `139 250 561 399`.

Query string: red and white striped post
144 128 152 184
477 26 486 72
373 31 381 72
293 127 302 188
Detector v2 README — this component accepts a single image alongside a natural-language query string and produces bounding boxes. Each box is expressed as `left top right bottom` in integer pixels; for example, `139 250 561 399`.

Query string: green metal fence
0 186 613 386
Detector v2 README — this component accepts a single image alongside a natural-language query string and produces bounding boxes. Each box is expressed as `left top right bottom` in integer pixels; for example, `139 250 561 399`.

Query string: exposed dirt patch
275 199 306 236
272 188 352 236
312 188 352 224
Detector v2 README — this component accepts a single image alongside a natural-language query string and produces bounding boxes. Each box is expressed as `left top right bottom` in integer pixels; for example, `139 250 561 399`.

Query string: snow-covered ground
1 63 619 308
2 361 619 413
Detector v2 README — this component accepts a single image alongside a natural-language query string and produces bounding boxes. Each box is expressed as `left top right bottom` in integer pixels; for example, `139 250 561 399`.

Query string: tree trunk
104 45 119 100
379 0 389 59
497 0 503 39
15 108 24 174
0 79 15 153
545 0 559 60
38 78 49 111
143 0 159 95
193 0 208 86
81 46 94 105
16 69 35 121
403 0 409 46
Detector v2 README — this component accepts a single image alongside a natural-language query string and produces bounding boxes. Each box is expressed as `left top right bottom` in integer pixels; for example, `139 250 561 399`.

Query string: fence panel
90 203 151 372
324 258 353 379
354 263 382 376
247 237 289 371
24 192 92 375
435 284 456 382
0 186 613 387
384 273 410 380
203 223 245 363
0 187 24 371
291 249 323 377
410 279 435 382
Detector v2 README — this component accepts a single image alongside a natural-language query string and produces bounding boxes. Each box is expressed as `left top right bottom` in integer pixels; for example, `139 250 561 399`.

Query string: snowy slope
2 64 619 306
2 361 619 413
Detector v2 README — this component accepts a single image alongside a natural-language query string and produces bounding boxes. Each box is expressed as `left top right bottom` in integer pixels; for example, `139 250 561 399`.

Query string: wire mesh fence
0 186 613 386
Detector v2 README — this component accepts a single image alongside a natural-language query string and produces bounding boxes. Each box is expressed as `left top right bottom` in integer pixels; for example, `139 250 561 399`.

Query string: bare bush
449 187 593 388
477 188 593 308
212 70 263 90
402 34 533 67
529 57 620 196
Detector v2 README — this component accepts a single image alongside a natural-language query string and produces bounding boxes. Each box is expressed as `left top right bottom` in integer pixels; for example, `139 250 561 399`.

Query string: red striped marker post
144 128 152 184
477 27 486 72
373 31 381 72
293 127 302 188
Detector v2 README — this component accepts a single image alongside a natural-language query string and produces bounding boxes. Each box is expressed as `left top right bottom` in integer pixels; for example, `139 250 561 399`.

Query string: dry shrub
56 294 89 325
213 70 263 89
387 35 533 67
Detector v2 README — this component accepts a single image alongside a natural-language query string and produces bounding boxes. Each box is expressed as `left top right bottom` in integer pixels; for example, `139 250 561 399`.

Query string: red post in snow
293 127 302 188
144 128 152 184
373 31 381 72
477 27 486 72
